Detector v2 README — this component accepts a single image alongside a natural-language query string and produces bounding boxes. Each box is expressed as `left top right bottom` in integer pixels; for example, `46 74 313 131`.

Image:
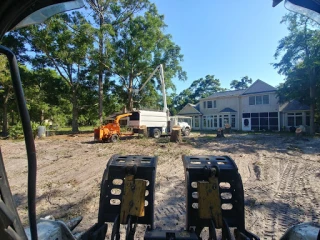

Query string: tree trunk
11 110 14 125
217 128 225 138
71 88 79 133
98 15 104 125
170 126 182 143
309 69 316 135
2 93 9 136
138 125 148 138
128 74 134 111
295 127 303 138
128 89 133 112
41 109 44 124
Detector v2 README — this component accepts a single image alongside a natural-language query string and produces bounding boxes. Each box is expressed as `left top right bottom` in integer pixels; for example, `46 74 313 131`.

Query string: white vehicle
130 65 192 138
128 110 191 138
169 116 192 136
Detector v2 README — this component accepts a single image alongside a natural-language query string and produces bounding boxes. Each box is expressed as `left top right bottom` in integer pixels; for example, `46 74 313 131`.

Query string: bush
9 121 39 139
9 122 23 139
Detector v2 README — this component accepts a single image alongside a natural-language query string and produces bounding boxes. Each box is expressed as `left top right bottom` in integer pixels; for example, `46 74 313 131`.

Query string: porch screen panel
251 113 259 131
269 112 278 130
260 112 268 130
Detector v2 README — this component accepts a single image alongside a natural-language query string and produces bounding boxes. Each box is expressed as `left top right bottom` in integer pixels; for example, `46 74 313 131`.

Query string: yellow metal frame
197 176 223 228
120 175 147 224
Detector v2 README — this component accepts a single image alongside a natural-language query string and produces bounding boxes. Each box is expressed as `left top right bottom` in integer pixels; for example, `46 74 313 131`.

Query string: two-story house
178 80 310 131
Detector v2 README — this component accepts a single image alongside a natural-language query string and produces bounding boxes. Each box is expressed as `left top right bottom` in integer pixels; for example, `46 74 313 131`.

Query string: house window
249 95 269 105
214 115 218 128
287 113 303 127
207 116 213 128
219 116 222 128
306 112 310 126
203 101 206 109
203 116 207 128
296 113 302 126
224 115 229 125
256 96 262 105
213 100 217 108
207 101 212 108
249 97 255 105
194 116 200 128
231 115 236 128
288 113 294 126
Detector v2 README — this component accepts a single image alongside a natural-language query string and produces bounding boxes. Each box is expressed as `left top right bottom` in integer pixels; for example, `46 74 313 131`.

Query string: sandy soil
1 132 320 239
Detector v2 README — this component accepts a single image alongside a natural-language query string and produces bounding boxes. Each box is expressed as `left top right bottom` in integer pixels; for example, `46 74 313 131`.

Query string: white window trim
249 95 269 105
287 112 303 127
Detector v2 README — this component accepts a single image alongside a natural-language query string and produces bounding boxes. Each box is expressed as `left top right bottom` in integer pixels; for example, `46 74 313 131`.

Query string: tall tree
0 55 12 136
0 32 29 135
86 0 149 124
274 13 320 135
172 75 223 113
230 76 252 90
20 66 72 125
21 12 94 132
110 4 186 111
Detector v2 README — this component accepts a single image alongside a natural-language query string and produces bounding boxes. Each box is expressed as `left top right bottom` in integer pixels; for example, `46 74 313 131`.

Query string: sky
151 0 290 94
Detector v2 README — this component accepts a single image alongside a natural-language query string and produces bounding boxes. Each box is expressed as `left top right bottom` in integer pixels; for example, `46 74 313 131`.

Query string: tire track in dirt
298 177 320 223
262 160 299 240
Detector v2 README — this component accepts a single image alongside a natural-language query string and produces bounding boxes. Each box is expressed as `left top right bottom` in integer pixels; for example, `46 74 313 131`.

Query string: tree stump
224 124 231 134
295 127 303 138
170 125 182 143
217 128 225 138
138 125 148 138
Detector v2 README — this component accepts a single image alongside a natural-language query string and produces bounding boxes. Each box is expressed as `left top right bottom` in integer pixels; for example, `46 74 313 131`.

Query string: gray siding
241 92 279 114
200 96 240 115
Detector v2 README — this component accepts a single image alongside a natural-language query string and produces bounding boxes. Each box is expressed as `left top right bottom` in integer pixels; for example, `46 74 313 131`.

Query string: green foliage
31 121 40 138
0 1 187 132
110 3 186 111
230 76 253 90
21 11 95 132
273 13 320 134
8 122 23 139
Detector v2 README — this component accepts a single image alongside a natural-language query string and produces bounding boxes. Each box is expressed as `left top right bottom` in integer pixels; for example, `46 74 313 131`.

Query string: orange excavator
94 113 133 142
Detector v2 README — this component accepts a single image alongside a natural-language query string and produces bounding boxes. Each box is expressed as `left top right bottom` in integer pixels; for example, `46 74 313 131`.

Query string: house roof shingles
220 107 237 113
203 89 245 99
242 80 276 95
202 80 276 100
279 100 309 112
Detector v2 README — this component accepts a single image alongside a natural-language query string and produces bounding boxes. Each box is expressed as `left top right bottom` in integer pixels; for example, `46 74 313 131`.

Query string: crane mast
134 64 168 120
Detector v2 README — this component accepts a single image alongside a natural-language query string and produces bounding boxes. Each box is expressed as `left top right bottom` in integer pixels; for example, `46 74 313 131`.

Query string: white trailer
128 110 191 138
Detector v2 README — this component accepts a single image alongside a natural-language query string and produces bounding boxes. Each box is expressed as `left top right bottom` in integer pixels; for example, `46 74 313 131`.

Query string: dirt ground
1 132 320 239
